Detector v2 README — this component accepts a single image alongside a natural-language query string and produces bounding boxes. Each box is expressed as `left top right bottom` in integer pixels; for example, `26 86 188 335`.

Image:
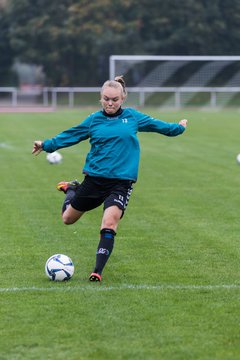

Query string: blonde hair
101 75 127 98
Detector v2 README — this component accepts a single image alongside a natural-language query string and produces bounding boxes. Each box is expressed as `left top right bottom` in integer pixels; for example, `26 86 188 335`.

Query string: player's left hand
179 119 188 128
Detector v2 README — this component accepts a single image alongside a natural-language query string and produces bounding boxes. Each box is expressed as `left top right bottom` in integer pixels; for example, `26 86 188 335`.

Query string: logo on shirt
122 118 128 123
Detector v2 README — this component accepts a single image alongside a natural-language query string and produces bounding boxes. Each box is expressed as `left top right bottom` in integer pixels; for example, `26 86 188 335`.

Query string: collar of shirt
102 107 123 118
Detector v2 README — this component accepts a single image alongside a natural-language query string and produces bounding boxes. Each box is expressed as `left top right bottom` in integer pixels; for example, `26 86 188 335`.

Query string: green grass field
0 108 240 360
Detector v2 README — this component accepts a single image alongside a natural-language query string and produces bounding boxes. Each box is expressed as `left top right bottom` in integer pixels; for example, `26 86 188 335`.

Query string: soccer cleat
89 272 102 282
56 180 80 193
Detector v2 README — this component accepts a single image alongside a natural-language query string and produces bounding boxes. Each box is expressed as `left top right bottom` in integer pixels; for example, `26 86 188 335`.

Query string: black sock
62 189 75 213
93 228 116 275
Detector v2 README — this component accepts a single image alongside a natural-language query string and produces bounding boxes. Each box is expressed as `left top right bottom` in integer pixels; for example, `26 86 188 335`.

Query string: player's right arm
32 115 93 155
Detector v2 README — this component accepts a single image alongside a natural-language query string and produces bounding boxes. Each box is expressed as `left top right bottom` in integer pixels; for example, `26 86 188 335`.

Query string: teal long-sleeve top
42 107 186 182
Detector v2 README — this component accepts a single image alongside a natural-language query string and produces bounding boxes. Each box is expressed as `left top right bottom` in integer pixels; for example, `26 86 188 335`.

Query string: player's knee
102 216 120 230
62 213 75 225
102 207 122 229
62 207 83 225
102 220 115 229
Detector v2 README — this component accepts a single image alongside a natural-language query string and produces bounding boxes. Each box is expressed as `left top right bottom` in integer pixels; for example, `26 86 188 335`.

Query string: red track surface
0 107 54 113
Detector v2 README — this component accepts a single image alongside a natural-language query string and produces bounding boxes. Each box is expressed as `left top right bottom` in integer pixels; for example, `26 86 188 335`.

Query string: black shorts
71 176 133 215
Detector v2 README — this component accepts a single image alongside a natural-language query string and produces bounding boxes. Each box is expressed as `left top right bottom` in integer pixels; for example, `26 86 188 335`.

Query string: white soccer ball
236 154 240 164
46 151 63 164
45 254 74 281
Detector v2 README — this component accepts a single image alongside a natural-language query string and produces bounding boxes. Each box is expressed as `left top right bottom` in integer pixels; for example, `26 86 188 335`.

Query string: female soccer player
32 76 188 282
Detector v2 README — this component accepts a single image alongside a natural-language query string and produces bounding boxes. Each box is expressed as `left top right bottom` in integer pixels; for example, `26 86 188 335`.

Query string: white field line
0 284 239 293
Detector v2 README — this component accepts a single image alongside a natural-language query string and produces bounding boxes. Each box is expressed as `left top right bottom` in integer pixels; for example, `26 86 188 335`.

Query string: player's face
101 87 124 114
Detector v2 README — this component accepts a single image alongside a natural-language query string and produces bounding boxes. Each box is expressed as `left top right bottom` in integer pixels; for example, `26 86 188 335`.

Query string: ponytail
114 75 127 97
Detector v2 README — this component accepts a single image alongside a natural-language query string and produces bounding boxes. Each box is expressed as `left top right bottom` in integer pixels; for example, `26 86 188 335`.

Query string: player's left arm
136 110 188 136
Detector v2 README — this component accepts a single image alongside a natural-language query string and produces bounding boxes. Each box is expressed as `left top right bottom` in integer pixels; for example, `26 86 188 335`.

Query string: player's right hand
32 141 43 155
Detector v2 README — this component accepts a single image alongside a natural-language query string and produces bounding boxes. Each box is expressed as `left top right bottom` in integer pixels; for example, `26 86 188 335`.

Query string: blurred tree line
1 0 240 86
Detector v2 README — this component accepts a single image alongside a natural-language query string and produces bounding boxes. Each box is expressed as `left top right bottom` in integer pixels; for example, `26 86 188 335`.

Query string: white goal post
109 55 240 107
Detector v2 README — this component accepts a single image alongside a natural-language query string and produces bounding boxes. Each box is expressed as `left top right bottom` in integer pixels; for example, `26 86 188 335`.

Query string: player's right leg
57 180 84 224
61 204 84 225
57 180 80 193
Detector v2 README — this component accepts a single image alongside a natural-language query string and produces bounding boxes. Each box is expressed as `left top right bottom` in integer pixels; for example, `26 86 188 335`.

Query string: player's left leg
89 205 122 282
89 180 133 282
101 205 122 232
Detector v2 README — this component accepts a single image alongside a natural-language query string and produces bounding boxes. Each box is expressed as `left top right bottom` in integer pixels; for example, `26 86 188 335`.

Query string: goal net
109 55 240 107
